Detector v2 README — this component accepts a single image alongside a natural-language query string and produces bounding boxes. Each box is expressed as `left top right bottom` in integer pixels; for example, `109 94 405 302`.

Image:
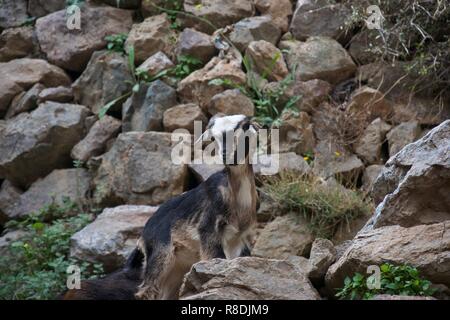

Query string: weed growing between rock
0 198 104 300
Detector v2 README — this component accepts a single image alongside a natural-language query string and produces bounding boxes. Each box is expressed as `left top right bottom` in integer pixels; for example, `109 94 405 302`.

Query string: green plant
144 0 184 29
105 33 128 54
336 263 437 300
260 172 372 238
21 17 37 27
0 198 103 300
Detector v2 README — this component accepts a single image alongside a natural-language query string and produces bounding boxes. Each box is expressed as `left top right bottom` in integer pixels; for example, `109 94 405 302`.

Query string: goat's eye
211 137 215 141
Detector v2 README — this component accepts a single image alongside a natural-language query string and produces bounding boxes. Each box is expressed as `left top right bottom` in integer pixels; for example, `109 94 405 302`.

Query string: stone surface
229 16 281 52
38 86 74 104
347 86 393 124
277 111 316 155
386 121 422 157
72 50 133 115
290 2 351 42
208 89 254 116
71 115 122 162
5 83 44 119
325 222 450 291
354 118 391 164
255 0 292 32
36 5 133 71
137 51 175 79
0 58 71 118
93 132 189 206
362 164 383 192
28 0 66 18
308 238 336 283
0 26 38 62
349 30 384 65
253 213 314 259
1 169 91 221
245 40 288 82
70 205 158 272
178 57 247 109
0 102 89 188
163 104 208 133
181 0 255 34
254 152 311 177
175 28 216 64
125 13 177 64
0 181 23 225
180 257 320 300
371 120 450 228
122 80 177 132
0 0 28 29
280 37 356 84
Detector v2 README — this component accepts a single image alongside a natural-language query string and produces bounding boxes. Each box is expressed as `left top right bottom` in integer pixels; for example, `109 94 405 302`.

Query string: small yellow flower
303 156 309 161
195 4 203 10
334 151 341 157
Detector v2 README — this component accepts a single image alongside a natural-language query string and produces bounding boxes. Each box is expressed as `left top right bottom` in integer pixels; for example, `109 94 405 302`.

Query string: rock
92 131 189 206
71 115 122 162
70 205 158 272
5 83 44 119
0 0 28 29
386 121 422 157
256 190 281 222
0 102 89 188
362 164 383 192
72 51 133 115
208 89 254 116
354 118 392 164
2 169 91 221
277 111 315 155
125 14 177 64
0 26 38 62
175 28 216 64
137 51 175 79
188 153 224 183
36 5 133 71
290 2 351 43
180 0 255 34
141 0 179 16
0 230 27 255
334 240 352 261
254 0 292 32
0 58 71 118
331 210 373 245
347 86 393 124
245 40 287 82
38 86 74 104
180 257 320 300
255 152 311 177
0 181 23 225
325 222 450 292
253 213 314 259
229 16 281 52
308 238 336 283
349 30 384 65
280 37 356 84
391 95 450 126
163 104 207 133
28 0 66 18
178 57 247 109
371 295 436 300
371 120 450 228
122 80 177 132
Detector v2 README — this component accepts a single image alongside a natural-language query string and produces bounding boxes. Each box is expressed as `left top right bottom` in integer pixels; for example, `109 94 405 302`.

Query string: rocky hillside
0 0 449 300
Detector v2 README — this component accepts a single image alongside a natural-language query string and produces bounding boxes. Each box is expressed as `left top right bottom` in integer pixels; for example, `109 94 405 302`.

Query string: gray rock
245 40 288 82
0 102 89 188
0 181 23 225
254 0 292 32
163 104 208 133
0 0 28 29
208 89 254 116
175 28 216 64
137 51 175 79
28 0 66 18
362 164 384 192
354 118 392 164
38 86 74 104
5 83 44 119
70 205 158 272
308 238 336 283
0 26 38 62
254 152 312 177
277 111 316 155
386 121 422 157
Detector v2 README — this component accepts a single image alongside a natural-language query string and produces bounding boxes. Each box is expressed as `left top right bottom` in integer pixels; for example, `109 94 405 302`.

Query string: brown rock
386 121 422 157
163 104 208 133
354 118 391 164
175 28 216 64
349 30 384 65
0 0 28 29
254 152 312 177
347 86 393 124
0 181 23 225
0 26 38 62
308 238 336 283
208 89 254 116
255 0 292 32
5 83 44 119
38 86 74 104
28 0 66 18
277 111 316 155
245 40 288 82
137 51 175 79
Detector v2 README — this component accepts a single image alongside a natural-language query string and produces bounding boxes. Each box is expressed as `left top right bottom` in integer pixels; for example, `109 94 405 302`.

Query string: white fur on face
209 115 247 138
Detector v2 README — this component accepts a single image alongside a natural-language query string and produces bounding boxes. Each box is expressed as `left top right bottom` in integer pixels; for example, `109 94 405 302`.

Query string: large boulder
125 13 177 64
208 89 254 116
71 115 122 162
92 132 189 206
28 0 66 18
371 120 450 228
36 5 133 71
180 257 320 300
180 0 255 34
290 1 351 43
122 80 177 132
178 56 247 109
175 28 216 64
70 205 157 272
0 58 71 118
72 50 133 115
1 169 92 221
280 37 356 84
0 26 38 62
245 40 288 82
229 16 281 52
254 0 292 32
253 213 314 259
325 222 450 292
0 102 89 188
0 0 28 29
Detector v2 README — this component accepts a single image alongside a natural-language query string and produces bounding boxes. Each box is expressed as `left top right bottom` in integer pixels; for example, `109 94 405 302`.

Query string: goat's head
202 114 259 165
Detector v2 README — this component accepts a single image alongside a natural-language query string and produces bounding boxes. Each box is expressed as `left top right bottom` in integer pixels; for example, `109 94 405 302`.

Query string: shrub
336 263 437 300
260 172 372 238
0 198 104 300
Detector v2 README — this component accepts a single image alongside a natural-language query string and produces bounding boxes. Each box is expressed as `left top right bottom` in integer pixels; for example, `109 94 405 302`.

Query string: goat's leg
199 231 226 260
135 244 175 300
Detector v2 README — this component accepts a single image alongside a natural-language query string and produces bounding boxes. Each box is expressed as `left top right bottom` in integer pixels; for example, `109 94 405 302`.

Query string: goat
135 114 259 299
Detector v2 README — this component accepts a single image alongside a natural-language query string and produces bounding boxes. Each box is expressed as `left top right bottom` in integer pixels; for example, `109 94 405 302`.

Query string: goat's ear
249 119 262 132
